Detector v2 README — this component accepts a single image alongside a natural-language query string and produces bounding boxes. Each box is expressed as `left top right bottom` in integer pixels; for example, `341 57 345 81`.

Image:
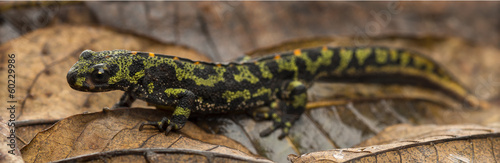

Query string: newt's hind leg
259 81 307 139
251 101 279 121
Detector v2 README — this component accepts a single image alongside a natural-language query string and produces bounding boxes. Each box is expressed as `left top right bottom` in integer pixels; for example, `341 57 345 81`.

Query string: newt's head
67 50 131 92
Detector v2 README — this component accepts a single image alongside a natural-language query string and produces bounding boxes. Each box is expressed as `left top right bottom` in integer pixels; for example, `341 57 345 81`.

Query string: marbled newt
66 46 484 139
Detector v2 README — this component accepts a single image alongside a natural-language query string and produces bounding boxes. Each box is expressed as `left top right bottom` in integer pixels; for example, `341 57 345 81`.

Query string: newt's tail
281 47 487 109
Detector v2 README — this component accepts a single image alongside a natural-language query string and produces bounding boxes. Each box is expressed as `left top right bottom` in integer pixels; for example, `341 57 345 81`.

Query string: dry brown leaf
21 108 268 163
288 124 500 162
15 119 57 148
358 122 500 148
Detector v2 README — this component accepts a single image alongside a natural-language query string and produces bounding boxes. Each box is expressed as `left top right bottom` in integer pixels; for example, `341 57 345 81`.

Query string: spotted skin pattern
67 47 482 139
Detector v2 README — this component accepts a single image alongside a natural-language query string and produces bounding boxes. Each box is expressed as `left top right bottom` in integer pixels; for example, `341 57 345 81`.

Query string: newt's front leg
112 92 136 109
139 89 195 135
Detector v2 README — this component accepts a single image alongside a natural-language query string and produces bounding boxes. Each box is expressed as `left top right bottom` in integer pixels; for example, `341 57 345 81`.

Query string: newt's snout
67 71 77 88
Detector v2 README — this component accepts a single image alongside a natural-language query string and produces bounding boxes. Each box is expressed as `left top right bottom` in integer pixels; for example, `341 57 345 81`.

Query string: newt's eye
91 67 109 83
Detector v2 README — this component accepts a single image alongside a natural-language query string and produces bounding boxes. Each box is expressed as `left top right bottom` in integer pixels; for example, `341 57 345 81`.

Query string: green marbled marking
108 56 145 84
336 48 353 72
292 93 307 108
355 48 372 65
234 65 259 84
257 62 273 79
390 49 398 62
413 55 434 73
164 88 186 97
399 51 411 67
75 77 85 87
276 56 298 79
297 49 334 74
375 48 388 64
252 87 272 98
222 89 251 103
287 81 303 91
142 56 226 87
